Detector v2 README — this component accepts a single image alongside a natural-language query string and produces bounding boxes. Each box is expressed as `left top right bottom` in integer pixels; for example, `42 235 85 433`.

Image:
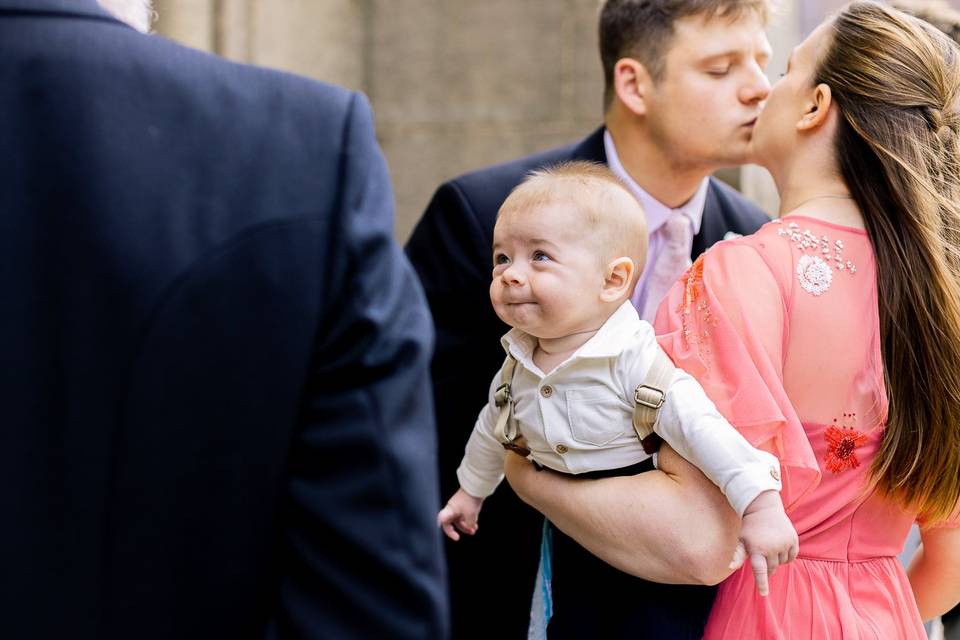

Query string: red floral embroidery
824 414 868 474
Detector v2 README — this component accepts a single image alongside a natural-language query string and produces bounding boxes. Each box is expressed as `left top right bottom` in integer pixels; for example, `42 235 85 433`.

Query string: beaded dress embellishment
677 255 717 369
774 220 857 296
824 412 868 474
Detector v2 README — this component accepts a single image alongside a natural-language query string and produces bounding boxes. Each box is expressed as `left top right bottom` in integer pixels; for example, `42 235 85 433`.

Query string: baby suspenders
493 349 676 456
632 347 674 454
493 354 530 456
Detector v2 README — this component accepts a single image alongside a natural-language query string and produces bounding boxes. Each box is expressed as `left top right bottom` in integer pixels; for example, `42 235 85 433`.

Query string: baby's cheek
489 281 503 304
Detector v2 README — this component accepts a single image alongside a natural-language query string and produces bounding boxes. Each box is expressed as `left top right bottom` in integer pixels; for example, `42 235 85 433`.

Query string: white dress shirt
456 301 781 517
603 130 710 321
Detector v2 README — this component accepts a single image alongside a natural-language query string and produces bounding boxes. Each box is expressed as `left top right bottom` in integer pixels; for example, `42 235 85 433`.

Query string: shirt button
770 467 781 481
555 444 568 454
540 385 553 398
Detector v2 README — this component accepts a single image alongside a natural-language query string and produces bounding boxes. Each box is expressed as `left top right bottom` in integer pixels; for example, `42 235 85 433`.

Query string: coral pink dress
654 216 959 639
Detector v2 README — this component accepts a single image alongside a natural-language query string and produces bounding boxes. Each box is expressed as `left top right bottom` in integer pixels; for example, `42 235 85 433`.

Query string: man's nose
740 63 771 104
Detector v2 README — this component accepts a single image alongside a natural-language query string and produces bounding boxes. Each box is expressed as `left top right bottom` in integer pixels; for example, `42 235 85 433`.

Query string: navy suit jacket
405 127 769 638
0 2 447 638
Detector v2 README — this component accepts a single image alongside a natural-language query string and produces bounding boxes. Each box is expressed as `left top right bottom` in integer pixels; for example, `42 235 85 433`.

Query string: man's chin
725 128 763 164
712 146 756 169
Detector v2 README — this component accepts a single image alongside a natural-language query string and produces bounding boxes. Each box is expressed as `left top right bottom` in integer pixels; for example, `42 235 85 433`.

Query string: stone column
247 0 367 91
152 0 216 51
155 0 366 89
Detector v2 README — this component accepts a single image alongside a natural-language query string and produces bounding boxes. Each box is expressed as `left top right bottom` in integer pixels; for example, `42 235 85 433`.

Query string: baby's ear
601 257 634 302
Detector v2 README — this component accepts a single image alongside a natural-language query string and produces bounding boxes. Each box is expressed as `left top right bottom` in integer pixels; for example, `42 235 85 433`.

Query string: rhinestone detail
796 255 833 296
774 220 857 295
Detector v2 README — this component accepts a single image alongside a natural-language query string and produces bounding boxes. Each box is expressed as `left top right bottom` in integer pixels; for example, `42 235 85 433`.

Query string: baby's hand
733 490 799 597
437 488 484 541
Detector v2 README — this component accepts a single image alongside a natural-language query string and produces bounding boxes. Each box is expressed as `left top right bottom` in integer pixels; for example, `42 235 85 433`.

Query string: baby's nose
501 265 525 285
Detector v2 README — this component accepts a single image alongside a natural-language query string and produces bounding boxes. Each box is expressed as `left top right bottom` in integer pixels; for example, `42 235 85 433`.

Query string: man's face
642 12 771 169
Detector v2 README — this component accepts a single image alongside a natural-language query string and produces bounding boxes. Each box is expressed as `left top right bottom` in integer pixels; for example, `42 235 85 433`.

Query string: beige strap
632 347 676 454
493 354 531 456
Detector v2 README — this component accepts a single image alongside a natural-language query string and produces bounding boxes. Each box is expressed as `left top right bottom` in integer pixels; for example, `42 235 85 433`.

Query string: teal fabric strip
527 518 553 639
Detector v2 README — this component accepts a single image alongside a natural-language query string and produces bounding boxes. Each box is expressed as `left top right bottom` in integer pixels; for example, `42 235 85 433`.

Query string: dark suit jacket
405 127 769 639
0 2 447 638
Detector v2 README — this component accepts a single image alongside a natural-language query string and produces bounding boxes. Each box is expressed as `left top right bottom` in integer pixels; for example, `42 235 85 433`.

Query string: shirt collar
603 129 708 236
500 301 643 365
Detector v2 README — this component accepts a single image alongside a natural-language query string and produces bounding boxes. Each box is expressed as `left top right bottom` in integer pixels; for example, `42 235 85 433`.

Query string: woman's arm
908 525 960 620
503 443 741 585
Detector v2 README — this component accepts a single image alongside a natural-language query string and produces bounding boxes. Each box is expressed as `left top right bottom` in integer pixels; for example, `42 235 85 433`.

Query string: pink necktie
641 212 693 323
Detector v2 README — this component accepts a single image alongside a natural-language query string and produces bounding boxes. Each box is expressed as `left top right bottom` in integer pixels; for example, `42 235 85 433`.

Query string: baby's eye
532 250 551 262
494 253 510 266
707 67 730 77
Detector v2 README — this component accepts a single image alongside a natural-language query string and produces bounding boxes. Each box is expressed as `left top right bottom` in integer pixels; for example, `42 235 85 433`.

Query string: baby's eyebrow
527 238 561 249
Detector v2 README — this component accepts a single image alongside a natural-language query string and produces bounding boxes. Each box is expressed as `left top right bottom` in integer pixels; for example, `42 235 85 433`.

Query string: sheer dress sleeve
654 242 821 512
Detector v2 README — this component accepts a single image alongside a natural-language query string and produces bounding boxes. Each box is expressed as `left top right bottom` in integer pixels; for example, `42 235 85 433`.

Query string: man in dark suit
405 0 773 636
0 1 446 638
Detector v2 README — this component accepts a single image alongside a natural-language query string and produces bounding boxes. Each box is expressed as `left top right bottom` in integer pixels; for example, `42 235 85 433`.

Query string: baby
437 161 797 604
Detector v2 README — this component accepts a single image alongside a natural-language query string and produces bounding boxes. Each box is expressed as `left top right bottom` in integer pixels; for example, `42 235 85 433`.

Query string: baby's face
490 202 608 339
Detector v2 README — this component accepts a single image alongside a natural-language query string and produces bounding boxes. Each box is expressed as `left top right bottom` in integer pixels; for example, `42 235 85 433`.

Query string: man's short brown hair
599 0 770 109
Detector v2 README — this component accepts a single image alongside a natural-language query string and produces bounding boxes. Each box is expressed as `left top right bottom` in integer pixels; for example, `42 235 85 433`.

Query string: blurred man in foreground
0 1 447 638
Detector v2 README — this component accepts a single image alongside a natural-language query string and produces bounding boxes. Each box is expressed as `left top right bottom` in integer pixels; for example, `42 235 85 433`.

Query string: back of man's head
598 0 770 110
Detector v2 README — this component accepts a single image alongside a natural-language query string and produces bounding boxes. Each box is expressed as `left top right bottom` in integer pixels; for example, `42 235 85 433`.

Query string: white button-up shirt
604 130 710 321
456 301 781 516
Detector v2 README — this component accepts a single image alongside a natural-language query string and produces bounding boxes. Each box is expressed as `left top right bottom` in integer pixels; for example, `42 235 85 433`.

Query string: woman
506 2 960 636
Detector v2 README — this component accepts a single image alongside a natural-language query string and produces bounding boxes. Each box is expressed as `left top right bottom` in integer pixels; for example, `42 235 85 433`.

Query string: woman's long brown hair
816 1 960 523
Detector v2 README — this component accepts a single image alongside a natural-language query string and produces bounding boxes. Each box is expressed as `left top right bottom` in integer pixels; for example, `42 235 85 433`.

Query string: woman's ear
797 83 833 132
613 58 653 117
601 257 635 302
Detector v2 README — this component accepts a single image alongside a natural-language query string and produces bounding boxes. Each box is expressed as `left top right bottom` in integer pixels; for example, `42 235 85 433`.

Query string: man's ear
797 83 833 132
601 257 635 302
613 58 653 117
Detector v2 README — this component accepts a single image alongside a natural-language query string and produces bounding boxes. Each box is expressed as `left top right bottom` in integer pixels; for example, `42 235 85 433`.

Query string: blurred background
150 0 960 241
